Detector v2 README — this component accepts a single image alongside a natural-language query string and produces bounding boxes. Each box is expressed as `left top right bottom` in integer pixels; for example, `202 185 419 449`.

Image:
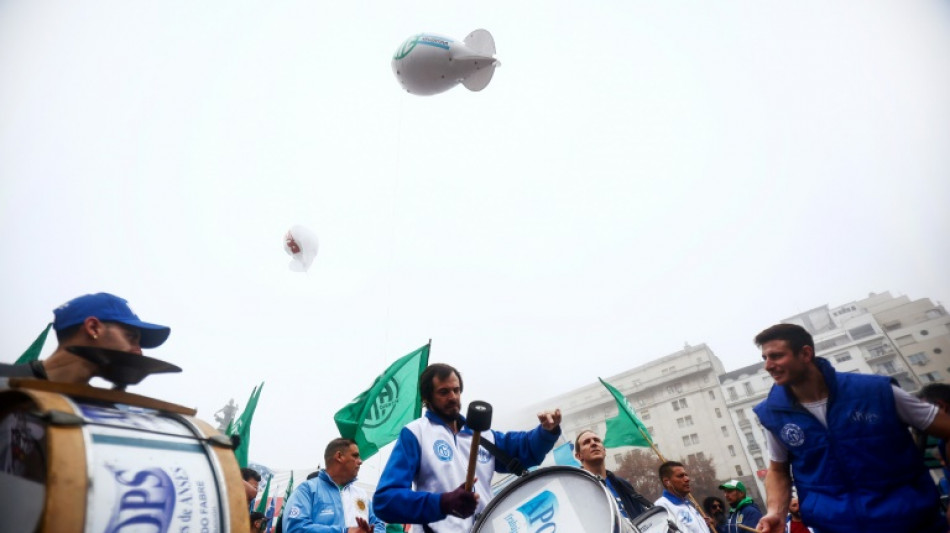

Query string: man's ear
81 317 105 339
799 345 815 362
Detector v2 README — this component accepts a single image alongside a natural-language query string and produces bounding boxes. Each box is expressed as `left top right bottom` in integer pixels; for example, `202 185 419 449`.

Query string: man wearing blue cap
1 292 170 383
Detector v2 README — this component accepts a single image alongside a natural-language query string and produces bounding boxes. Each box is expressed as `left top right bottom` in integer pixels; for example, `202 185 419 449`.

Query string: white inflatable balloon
392 29 500 96
283 225 319 272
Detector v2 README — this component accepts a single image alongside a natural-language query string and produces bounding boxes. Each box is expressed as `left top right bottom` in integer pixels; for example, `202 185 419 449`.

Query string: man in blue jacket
752 323 950 533
284 438 385 533
717 479 761 533
373 363 561 533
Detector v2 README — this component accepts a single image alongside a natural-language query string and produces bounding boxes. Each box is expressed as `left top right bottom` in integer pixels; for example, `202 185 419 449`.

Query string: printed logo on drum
477 447 492 464
434 439 454 462
780 423 805 447
360 378 400 430
103 467 176 533
511 490 559 532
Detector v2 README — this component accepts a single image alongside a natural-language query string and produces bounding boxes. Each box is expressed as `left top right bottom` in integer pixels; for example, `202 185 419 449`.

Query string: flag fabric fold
16 323 53 364
599 377 652 448
334 343 430 460
552 442 581 467
228 382 264 468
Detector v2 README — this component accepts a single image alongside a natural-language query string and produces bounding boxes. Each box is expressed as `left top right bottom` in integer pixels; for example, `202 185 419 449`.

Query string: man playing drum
1 292 170 383
373 363 562 533
574 429 652 521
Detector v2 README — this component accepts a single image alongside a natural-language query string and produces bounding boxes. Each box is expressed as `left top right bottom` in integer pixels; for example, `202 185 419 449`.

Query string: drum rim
472 465 624 533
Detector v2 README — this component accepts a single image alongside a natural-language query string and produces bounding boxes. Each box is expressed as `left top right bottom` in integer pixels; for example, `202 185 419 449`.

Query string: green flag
16 323 53 364
275 471 294 523
228 382 264 468
334 343 430 460
254 473 272 513
599 377 652 448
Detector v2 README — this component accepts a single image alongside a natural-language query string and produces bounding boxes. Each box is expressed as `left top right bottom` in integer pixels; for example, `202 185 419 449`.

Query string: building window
672 401 680 412
672 398 687 411
935 348 943 355
735 465 743 476
923 372 942 383
921 330 929 336
880 361 897 374
675 382 683 393
728 387 738 401
615 454 622 464
683 435 691 446
848 324 876 341
697 452 705 461
685 415 694 426
678 417 686 428
642 410 651 421
715 408 722 418
895 335 914 347
648 426 654 435
690 434 699 445
708 391 715 400
908 352 929 366
737 408 747 421
833 352 852 363
745 432 756 445
744 382 754 396
728 445 736 457
721 426 729 437
679 398 688 408
816 335 850 351
754 457 766 469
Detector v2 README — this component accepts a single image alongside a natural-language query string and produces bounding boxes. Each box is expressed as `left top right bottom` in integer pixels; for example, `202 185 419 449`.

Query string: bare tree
612 449 721 505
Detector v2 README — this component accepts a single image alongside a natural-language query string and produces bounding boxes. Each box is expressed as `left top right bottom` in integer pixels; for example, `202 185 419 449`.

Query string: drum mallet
464 401 493 491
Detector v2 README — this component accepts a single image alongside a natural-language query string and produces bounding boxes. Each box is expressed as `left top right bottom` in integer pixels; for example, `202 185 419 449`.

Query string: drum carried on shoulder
0 348 249 533
471 466 679 533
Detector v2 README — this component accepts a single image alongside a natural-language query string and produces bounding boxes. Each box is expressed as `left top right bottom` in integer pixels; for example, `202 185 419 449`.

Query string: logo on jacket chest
780 423 805 447
434 439 454 461
848 410 880 424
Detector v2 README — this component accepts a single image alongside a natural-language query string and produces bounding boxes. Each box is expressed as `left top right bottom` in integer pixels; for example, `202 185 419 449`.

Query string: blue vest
754 358 941 533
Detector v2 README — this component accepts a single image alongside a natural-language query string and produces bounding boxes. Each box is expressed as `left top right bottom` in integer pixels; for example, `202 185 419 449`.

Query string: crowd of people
3 294 950 533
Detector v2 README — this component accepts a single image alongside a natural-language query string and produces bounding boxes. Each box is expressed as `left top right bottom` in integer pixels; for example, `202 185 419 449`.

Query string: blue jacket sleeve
491 424 560 473
368 500 386 533
372 427 445 525
283 481 341 533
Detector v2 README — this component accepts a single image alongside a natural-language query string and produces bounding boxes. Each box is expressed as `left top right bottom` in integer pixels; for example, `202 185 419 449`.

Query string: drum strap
479 439 527 476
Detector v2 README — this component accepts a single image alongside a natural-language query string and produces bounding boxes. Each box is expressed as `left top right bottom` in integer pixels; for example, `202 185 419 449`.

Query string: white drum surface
632 506 674 533
473 467 622 533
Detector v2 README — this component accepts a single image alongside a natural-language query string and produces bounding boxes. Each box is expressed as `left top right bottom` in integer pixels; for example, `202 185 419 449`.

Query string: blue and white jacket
283 470 385 533
754 357 942 533
653 491 709 533
373 410 559 533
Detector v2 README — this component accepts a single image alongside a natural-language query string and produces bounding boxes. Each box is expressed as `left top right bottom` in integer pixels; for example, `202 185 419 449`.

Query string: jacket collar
425 410 473 435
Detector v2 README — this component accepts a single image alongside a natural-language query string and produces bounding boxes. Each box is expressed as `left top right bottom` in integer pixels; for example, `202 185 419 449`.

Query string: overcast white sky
2 1 949 478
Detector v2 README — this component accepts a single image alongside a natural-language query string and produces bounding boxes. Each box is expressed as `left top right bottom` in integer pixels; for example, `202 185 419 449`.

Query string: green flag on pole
16 323 53 364
599 377 652 448
254 473 271 513
275 471 294 522
334 343 430 460
228 382 264 468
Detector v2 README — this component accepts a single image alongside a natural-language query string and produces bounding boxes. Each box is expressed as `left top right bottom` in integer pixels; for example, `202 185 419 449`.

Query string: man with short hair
250 511 267 533
284 438 385 533
373 363 562 532
654 461 712 533
242 467 262 505
717 479 761 533
1 292 170 383
752 323 950 533
574 429 651 521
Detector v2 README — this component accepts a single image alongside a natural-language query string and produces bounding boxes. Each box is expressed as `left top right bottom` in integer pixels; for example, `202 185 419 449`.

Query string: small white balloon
392 29 500 96
283 225 319 272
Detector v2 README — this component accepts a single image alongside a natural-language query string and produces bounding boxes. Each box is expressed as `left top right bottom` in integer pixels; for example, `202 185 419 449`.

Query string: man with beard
373 363 562 533
784 497 813 533
718 479 761 533
574 429 652 521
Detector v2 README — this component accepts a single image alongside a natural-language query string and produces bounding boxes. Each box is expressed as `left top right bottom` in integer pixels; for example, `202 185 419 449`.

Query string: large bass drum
0 380 249 533
632 506 679 533
471 466 636 533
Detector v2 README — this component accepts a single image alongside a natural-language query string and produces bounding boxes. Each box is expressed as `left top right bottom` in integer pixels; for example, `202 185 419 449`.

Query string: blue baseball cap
53 293 171 348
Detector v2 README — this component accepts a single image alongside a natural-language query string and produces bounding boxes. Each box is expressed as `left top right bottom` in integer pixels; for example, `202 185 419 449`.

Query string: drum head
632 506 673 533
473 466 621 533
